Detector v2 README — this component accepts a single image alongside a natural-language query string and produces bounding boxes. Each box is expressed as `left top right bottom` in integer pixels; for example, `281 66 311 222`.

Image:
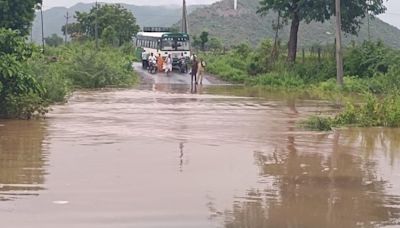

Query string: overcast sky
378 1 400 28
42 0 218 8
43 0 400 28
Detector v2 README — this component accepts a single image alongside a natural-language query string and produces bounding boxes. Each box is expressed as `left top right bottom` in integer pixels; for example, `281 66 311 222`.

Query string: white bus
136 30 191 69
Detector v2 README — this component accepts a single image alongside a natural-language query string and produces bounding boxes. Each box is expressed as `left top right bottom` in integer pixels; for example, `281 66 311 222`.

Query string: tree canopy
338 0 386 34
208 37 223 51
61 22 84 40
73 4 140 45
199 31 209 51
0 0 42 36
45 34 64 47
257 0 386 62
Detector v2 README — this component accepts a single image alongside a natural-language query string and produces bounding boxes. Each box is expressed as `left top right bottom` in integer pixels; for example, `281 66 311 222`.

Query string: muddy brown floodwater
0 84 400 228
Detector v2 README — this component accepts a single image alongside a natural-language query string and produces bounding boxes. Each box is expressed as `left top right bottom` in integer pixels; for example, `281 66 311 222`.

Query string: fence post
318 47 321 63
333 38 337 58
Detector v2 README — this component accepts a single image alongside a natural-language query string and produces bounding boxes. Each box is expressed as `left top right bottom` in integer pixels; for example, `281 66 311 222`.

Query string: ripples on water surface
0 85 399 228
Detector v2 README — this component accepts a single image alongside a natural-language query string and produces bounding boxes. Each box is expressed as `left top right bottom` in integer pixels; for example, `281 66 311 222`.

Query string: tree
258 0 386 63
0 28 45 118
208 37 223 51
333 0 385 86
44 34 63 47
191 35 202 50
0 0 42 36
61 22 84 40
337 0 386 35
74 4 140 46
102 26 118 47
199 31 209 51
271 12 286 61
258 0 328 62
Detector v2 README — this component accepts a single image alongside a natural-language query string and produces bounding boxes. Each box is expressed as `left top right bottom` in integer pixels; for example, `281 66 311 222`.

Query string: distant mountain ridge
181 0 400 49
31 3 203 43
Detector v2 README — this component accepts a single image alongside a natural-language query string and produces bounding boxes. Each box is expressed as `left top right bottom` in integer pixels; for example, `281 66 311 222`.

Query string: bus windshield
176 37 190 51
162 38 174 51
161 36 190 51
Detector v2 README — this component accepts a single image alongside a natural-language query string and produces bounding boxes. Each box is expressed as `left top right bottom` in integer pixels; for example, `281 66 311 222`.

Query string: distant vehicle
135 27 191 71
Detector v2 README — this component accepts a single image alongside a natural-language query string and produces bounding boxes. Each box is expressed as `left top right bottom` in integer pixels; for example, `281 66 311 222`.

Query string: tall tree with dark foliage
0 0 42 35
257 0 386 63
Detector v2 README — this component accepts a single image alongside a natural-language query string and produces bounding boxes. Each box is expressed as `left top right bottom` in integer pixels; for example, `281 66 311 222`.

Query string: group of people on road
145 52 173 74
141 51 206 84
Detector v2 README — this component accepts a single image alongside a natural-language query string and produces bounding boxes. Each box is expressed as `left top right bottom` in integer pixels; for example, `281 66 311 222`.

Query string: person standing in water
191 55 198 85
165 54 173 75
157 53 164 73
197 58 206 85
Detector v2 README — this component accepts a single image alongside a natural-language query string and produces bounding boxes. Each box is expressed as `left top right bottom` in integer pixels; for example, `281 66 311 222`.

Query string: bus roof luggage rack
143 27 171 32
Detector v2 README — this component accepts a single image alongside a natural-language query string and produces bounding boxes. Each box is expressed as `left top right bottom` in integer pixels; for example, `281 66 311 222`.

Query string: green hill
31 3 203 43
182 0 400 49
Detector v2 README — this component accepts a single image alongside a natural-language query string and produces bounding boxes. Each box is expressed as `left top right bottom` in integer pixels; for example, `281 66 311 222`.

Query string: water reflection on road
0 121 48 201
223 129 400 228
0 84 399 227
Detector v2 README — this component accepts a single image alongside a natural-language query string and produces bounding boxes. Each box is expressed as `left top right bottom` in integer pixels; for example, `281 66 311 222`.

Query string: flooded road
0 84 400 227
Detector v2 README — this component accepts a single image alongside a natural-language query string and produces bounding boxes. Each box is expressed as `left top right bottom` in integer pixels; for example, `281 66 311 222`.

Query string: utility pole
30 26 33 43
367 13 370 41
181 0 188 33
367 0 371 41
95 1 99 49
335 0 344 86
40 1 45 53
234 0 237 10
64 11 70 44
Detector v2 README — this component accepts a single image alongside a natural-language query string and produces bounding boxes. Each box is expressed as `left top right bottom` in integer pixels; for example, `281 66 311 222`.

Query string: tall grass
61 43 137 88
26 42 137 104
303 93 400 131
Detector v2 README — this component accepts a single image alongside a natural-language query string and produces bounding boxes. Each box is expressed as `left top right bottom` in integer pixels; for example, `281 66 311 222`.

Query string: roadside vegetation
193 0 400 131
198 38 400 130
27 42 137 103
0 2 138 119
300 94 400 131
1 0 399 131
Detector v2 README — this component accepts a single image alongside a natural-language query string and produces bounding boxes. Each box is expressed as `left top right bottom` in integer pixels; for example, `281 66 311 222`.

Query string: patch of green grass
300 116 333 131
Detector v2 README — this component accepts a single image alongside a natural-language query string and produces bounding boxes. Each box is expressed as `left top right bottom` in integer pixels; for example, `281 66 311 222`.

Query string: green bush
312 76 369 95
0 29 47 119
0 29 137 119
304 93 400 131
300 116 333 131
247 71 305 88
202 40 335 88
2 92 47 119
25 51 72 103
203 53 247 83
344 41 400 78
335 94 400 128
289 60 335 83
32 42 137 91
